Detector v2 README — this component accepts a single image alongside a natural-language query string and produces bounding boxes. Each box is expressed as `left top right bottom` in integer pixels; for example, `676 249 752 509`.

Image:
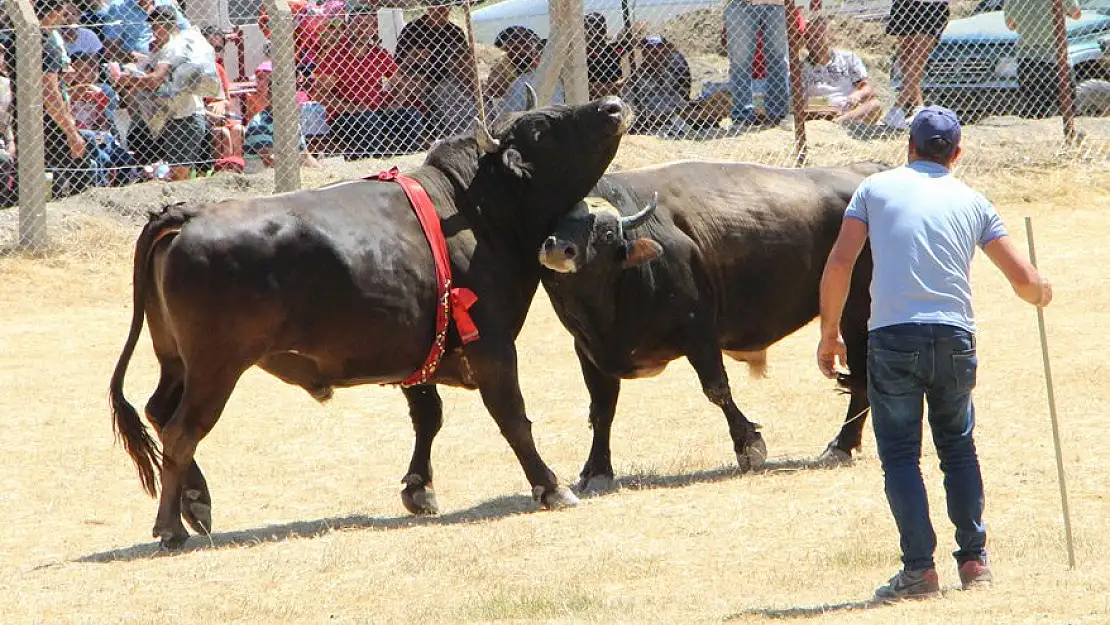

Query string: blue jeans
723 0 789 122
867 322 988 572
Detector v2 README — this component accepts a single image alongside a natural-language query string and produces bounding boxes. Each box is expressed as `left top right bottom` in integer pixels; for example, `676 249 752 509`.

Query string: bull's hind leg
686 345 766 472
400 385 442 515
145 359 213 535
152 365 245 550
574 345 622 494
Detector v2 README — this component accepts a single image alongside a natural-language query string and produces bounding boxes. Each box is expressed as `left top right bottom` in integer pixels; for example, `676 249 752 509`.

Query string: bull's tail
108 203 194 498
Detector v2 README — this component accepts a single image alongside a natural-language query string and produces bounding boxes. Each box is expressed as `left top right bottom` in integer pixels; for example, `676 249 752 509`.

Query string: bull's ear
619 238 663 269
502 148 532 179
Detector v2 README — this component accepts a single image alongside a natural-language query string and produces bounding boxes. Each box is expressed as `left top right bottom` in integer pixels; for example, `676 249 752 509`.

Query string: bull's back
157 180 439 371
599 160 872 348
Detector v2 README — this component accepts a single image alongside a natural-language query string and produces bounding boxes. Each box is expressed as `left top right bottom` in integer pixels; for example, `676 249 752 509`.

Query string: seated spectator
68 51 140 186
622 35 692 134
244 61 320 169
109 7 220 181
801 17 881 124
394 0 477 138
488 27 563 120
201 25 246 173
485 25 540 102
313 3 424 159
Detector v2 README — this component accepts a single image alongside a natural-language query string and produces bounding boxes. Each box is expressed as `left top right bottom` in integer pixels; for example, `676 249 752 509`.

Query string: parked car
892 0 1110 121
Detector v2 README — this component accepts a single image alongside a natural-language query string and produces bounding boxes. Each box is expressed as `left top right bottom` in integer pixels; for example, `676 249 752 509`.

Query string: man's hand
67 130 87 159
817 334 849 379
1035 277 1053 307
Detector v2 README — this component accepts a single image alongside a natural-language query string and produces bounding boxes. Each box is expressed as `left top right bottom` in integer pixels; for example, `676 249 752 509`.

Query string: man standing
816 106 1053 601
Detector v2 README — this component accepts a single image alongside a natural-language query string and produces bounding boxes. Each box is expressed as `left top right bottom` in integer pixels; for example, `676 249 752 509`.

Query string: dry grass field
2 127 1110 624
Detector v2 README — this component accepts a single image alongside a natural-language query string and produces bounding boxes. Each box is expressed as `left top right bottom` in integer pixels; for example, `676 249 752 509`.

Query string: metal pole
262 0 301 193
1024 216 1076 569
8 0 47 250
1049 0 1077 145
784 1 807 166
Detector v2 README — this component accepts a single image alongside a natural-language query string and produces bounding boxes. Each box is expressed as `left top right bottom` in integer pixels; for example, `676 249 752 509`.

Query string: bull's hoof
575 474 617 495
532 485 580 510
736 433 768 473
156 531 189 552
181 489 212 535
817 443 854 467
401 474 440 515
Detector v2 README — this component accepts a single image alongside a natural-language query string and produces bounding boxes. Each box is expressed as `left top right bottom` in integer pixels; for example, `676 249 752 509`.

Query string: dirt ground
2 129 1110 624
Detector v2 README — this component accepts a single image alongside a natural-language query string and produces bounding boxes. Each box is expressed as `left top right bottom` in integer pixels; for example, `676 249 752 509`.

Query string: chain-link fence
2 0 1109 253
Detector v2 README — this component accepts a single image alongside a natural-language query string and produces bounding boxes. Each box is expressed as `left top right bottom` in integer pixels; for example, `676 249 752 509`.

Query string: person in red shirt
313 3 424 158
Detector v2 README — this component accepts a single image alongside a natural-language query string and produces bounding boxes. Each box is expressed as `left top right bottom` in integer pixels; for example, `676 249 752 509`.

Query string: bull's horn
524 82 537 111
620 192 659 230
474 117 500 154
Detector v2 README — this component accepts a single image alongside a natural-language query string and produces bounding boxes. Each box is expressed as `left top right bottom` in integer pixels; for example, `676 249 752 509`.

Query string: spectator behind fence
37 0 96 198
69 51 140 186
724 0 790 128
883 0 951 129
490 27 564 119
801 17 882 125
485 25 539 102
97 0 190 63
394 0 477 138
314 3 424 159
622 35 692 135
244 61 320 170
1004 0 1082 118
0 42 14 207
61 19 105 57
584 12 637 100
109 7 220 181
201 25 246 173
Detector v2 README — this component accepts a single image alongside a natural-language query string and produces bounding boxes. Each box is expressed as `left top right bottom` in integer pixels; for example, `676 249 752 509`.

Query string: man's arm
847 79 876 107
112 62 172 91
982 235 1053 307
817 216 868 378
42 72 86 158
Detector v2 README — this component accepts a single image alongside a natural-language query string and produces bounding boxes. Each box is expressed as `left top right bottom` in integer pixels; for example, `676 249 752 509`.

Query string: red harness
365 167 480 387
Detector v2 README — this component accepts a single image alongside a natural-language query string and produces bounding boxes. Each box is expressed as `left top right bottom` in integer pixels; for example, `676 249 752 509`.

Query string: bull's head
538 192 662 274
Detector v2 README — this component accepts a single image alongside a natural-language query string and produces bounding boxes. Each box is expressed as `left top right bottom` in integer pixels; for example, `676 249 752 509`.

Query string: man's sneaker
873 568 941 602
959 559 993 590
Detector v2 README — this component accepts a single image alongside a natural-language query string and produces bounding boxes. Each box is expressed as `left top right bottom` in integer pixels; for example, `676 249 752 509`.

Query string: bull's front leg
684 342 767 472
467 339 579 510
573 343 622 494
400 384 443 515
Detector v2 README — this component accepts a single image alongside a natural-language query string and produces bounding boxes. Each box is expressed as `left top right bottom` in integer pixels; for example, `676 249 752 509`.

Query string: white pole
1024 216 1076 569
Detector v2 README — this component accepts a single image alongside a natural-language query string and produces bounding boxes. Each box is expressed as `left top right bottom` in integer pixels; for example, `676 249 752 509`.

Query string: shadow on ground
726 599 883 620
584 454 854 495
66 493 538 565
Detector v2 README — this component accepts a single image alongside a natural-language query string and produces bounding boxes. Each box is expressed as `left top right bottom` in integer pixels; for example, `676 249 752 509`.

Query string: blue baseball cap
910 105 961 152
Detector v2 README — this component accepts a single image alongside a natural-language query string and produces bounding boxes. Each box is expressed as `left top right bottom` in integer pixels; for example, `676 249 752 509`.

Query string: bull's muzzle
539 236 578 273
598 96 633 135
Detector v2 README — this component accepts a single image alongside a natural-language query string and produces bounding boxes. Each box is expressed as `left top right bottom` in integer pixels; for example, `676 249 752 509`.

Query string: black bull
108 96 635 549
537 159 886 492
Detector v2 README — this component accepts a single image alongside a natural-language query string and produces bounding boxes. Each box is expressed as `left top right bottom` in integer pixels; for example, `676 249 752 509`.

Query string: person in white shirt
802 17 882 124
109 6 219 181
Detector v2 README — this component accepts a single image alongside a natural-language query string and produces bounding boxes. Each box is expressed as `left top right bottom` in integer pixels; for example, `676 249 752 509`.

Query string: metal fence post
262 0 301 193
7 0 47 250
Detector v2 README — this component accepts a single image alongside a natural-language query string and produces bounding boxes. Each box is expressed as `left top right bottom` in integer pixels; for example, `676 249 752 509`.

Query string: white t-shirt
65 28 104 57
803 49 867 111
150 28 220 119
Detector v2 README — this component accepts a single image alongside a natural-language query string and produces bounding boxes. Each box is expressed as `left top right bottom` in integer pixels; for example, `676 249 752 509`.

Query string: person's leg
724 0 760 125
837 97 883 124
926 324 992 589
867 323 942 601
758 3 790 123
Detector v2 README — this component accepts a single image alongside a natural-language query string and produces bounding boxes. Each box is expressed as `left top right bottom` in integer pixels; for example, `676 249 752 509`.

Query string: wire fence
2 0 1109 253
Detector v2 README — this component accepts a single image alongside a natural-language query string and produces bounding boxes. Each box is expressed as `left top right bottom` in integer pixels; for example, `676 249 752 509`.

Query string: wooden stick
463 0 489 129
784 1 807 166
1025 216 1076 569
